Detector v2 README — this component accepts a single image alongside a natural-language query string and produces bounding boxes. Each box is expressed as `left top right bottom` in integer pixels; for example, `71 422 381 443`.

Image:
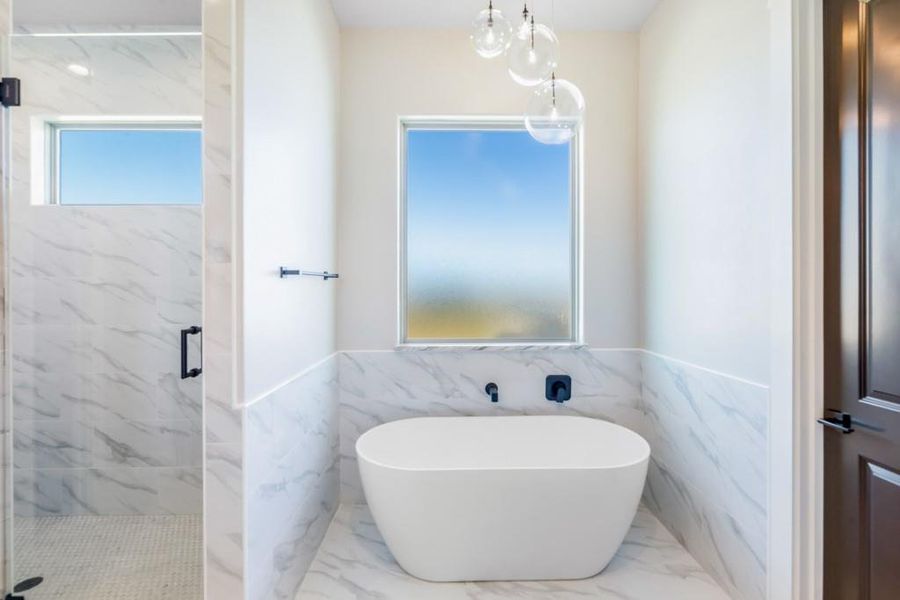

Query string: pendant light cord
552 73 557 106
551 0 558 83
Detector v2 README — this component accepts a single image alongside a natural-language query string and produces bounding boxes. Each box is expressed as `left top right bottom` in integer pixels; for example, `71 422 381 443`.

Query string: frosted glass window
403 125 576 343
52 125 202 205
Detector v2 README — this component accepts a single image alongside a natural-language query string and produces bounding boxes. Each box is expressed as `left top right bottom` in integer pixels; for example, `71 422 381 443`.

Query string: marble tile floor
297 504 732 600
14 514 202 599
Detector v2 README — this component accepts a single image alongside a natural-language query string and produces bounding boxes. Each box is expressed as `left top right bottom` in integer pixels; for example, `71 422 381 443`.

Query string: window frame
44 118 203 206
398 117 582 347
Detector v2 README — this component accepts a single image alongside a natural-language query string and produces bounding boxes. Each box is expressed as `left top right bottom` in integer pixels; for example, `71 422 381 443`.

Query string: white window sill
395 343 587 352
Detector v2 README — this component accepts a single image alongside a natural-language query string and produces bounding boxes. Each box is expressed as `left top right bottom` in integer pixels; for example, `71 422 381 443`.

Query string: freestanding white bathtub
356 415 650 582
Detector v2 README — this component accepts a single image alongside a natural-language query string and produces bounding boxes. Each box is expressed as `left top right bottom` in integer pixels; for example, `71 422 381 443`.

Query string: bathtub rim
355 415 651 473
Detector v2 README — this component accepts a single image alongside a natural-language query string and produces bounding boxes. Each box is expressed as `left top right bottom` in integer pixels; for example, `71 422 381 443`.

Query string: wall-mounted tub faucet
485 383 499 403
546 375 572 403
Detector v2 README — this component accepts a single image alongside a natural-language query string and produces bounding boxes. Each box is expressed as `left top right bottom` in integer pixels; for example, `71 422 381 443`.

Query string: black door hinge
1 77 20 107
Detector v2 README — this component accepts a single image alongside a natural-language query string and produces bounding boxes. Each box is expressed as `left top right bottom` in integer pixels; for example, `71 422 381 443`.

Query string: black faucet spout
485 382 499 403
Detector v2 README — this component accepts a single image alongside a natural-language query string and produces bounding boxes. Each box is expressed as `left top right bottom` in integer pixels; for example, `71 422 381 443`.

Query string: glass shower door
4 4 204 598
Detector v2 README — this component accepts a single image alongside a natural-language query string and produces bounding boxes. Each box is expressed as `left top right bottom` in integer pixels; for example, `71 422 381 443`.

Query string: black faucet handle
545 375 572 403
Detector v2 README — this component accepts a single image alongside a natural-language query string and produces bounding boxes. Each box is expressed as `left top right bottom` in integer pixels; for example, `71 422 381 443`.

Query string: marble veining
297 503 731 600
642 353 767 520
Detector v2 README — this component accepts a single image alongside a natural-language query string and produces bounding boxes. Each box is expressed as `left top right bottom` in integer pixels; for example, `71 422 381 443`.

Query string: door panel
868 0 900 407
824 1 900 599
863 462 900 600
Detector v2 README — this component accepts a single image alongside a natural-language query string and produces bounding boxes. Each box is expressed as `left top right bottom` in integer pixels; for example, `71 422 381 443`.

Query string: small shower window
45 120 202 205
400 119 580 344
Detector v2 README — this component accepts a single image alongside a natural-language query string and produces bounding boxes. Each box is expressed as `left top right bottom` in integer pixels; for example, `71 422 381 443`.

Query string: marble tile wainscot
244 356 340 600
641 352 769 600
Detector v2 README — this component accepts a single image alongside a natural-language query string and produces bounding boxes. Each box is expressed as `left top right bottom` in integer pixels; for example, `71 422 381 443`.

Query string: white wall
241 0 340 401
337 29 640 351
639 0 771 384
638 2 776 596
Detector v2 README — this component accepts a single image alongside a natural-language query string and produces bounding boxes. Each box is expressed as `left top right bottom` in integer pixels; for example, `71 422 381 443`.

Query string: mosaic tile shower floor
15 514 202 599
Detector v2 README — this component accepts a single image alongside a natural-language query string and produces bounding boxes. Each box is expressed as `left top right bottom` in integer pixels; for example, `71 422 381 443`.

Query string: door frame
792 0 826 598
767 1 825 599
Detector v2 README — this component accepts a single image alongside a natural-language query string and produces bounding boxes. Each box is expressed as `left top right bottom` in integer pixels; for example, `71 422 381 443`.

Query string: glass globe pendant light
507 12 559 86
470 1 513 59
525 73 585 145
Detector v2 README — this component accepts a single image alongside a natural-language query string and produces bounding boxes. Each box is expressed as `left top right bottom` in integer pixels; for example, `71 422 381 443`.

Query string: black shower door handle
180 326 203 379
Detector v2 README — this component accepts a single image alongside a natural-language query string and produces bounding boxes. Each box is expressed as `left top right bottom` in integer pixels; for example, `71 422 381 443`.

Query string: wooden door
824 1 900 599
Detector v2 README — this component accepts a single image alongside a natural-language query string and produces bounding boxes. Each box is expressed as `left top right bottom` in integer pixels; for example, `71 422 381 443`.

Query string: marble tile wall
9 35 202 117
10 207 202 516
641 352 768 600
202 0 243 597
244 356 339 600
8 35 203 517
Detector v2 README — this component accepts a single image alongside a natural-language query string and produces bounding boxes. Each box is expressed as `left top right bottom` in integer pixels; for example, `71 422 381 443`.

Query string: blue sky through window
406 128 573 341
59 128 202 205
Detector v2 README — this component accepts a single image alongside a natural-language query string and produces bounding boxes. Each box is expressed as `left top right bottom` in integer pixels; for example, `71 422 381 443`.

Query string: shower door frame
1 0 12 594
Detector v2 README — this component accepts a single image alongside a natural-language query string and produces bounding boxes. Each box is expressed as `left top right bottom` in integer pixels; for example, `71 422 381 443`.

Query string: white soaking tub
356 415 650 582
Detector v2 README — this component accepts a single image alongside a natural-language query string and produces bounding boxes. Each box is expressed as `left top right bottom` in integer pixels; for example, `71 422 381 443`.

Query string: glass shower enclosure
2 3 205 597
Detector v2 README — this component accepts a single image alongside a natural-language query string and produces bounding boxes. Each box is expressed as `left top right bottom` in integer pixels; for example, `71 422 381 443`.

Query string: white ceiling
15 0 659 32
331 0 661 32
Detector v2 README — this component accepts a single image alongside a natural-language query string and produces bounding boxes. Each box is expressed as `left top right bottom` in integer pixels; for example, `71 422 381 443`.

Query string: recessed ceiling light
67 64 91 77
